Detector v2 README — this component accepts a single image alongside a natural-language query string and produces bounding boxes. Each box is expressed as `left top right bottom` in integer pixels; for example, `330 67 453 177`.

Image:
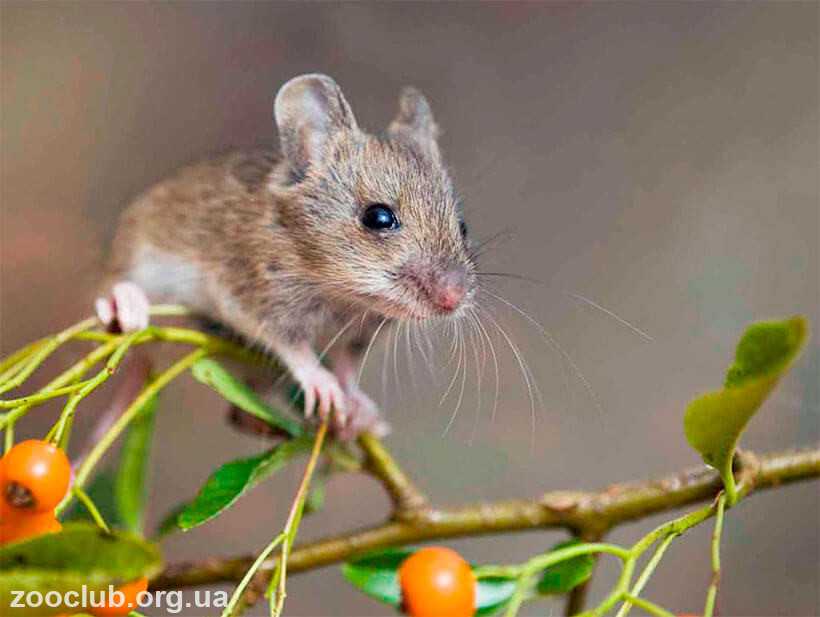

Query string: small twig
72 486 110 533
221 532 285 617
358 432 428 514
615 533 677 617
3 421 13 454
504 543 631 617
703 492 726 617
269 419 329 616
49 331 143 444
621 594 675 617
57 348 208 515
0 317 98 396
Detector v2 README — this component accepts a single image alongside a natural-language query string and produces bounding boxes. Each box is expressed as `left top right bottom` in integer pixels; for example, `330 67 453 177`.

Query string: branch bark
152 444 819 590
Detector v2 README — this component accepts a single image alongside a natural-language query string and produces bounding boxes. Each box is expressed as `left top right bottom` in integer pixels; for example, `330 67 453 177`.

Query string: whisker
403 319 419 390
566 291 653 342
357 317 389 386
475 272 545 286
442 321 468 436
317 316 357 362
468 228 514 262
392 319 402 397
482 289 603 417
483 310 538 452
466 316 484 445
439 321 464 408
381 324 393 404
471 308 500 423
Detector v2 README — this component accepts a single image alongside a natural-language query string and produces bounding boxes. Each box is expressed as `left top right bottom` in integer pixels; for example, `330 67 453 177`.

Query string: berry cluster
0 439 69 543
1 439 147 616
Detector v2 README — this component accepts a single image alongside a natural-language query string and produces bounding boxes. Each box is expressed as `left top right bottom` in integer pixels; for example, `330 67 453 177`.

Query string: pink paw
292 363 347 426
336 385 390 441
95 281 150 333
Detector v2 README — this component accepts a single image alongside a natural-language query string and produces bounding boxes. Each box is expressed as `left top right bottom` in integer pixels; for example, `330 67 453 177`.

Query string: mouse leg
95 281 150 333
274 341 348 429
327 342 390 440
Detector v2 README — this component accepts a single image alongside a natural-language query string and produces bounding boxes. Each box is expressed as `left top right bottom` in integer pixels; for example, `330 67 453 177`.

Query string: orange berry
399 547 475 617
1 440 71 513
0 509 62 544
89 577 149 616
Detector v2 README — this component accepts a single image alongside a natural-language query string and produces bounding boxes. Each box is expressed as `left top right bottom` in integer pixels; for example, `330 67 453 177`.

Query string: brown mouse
96 74 476 438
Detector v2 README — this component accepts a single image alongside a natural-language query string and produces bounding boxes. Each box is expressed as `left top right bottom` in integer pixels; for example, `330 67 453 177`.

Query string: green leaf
115 391 158 535
0 522 162 615
342 548 411 606
154 501 190 538
475 577 517 616
177 437 312 531
535 540 595 595
341 548 517 615
684 316 808 500
191 358 303 437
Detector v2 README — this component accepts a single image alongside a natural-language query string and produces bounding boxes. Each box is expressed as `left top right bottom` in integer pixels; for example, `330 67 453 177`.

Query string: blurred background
1 2 817 615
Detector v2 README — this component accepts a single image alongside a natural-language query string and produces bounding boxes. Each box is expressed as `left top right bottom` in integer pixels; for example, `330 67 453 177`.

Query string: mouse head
274 74 476 321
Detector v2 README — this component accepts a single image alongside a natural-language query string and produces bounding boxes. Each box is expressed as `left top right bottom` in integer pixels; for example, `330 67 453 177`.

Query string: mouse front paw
337 385 390 441
95 281 150 333
292 363 348 427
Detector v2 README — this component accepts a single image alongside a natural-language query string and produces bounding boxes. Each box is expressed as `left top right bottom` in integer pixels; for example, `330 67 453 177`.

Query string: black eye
361 204 400 231
459 219 468 238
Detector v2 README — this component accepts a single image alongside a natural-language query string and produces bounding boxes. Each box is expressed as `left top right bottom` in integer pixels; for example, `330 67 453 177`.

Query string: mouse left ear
275 74 359 179
388 87 441 161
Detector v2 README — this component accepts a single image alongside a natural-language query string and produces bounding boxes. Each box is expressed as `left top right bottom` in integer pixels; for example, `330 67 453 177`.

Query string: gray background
1 2 818 615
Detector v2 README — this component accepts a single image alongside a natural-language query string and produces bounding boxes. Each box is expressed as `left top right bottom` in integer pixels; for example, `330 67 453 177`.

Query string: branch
358 432 428 514
152 444 819 589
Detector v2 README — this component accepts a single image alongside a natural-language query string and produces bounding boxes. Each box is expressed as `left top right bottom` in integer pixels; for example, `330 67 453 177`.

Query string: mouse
95 73 476 439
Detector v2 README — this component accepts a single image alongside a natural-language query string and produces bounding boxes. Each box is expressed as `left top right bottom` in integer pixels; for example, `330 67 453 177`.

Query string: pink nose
431 269 467 312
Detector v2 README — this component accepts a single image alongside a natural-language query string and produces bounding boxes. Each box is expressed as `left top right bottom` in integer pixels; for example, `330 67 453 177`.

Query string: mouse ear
388 87 440 161
274 74 358 179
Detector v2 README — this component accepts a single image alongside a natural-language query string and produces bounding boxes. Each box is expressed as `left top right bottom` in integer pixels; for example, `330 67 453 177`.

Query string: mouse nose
432 268 468 312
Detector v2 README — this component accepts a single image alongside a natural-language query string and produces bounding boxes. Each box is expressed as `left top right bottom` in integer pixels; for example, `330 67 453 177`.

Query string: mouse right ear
388 87 441 162
274 74 358 179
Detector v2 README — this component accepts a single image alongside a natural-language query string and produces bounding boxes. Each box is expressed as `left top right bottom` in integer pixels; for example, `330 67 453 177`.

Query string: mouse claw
96 281 150 333
292 364 347 427
336 385 390 441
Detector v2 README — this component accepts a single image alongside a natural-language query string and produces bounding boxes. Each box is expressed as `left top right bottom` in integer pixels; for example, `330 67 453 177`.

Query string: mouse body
97 74 476 438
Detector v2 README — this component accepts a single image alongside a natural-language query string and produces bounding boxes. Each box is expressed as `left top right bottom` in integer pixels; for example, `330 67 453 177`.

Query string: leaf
684 316 808 497
342 548 411 606
191 358 303 437
154 501 190 538
475 577 517 616
177 437 312 531
535 540 595 595
115 391 158 535
0 522 162 615
341 548 517 615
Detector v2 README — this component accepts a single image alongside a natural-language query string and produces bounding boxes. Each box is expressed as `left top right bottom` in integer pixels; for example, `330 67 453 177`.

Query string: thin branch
152 445 820 590
270 420 330 616
358 432 428 515
703 492 726 617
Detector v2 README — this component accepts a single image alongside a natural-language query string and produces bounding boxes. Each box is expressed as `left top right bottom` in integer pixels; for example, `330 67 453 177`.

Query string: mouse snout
430 268 468 313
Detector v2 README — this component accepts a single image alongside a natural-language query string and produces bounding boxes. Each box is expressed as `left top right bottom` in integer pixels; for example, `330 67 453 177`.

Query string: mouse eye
361 204 400 231
459 219 468 239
